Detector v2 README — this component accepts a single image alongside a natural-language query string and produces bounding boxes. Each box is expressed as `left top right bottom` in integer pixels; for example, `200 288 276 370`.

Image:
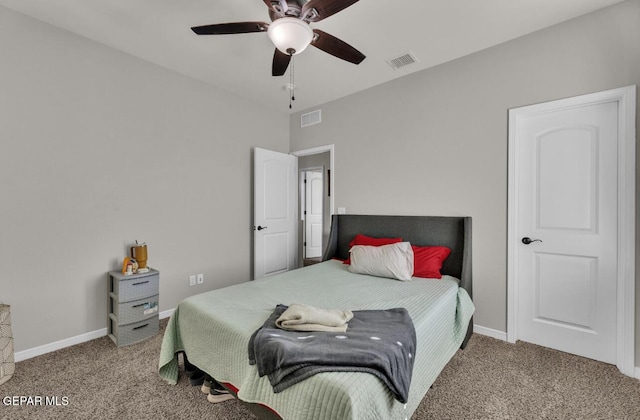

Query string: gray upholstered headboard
322 214 473 346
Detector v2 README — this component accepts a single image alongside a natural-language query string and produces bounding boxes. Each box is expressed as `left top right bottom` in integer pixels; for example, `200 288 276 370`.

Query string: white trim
474 324 507 341
507 103 519 345
15 327 107 362
160 308 174 320
291 144 335 216
291 144 333 157
615 87 636 377
635 367 640 380
14 308 175 362
507 85 636 375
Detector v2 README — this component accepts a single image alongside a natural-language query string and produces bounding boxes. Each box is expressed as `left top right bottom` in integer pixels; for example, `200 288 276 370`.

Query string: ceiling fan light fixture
267 17 313 55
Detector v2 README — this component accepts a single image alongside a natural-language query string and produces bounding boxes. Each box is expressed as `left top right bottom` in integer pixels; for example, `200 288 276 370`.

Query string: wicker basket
0 304 14 385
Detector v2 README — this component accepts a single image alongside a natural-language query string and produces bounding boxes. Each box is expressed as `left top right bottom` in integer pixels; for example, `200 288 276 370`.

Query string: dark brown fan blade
272 49 291 76
311 30 365 64
262 0 277 11
302 0 360 22
191 22 268 35
262 0 286 16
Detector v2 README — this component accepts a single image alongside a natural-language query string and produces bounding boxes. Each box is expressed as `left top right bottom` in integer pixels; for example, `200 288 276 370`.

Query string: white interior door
304 170 323 258
254 148 297 279
511 96 620 364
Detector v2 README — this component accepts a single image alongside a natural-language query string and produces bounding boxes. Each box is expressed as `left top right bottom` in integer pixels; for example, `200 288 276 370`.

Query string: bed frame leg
460 317 473 349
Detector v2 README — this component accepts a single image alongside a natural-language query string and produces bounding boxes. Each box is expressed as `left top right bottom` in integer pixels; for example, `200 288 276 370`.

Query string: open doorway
301 167 324 261
292 145 334 268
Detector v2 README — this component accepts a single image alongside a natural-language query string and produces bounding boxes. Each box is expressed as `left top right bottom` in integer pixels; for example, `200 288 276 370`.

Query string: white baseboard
473 325 640 380
160 308 174 319
15 327 108 362
14 308 175 362
473 324 507 341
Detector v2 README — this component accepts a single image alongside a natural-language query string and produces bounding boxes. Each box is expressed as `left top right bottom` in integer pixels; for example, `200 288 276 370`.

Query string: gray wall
0 7 289 352
289 0 640 365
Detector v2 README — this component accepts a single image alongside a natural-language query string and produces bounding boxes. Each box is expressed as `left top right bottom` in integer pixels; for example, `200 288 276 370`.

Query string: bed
159 214 474 419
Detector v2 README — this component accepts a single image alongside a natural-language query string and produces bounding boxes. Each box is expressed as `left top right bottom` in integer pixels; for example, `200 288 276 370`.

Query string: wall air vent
386 51 419 70
301 109 322 128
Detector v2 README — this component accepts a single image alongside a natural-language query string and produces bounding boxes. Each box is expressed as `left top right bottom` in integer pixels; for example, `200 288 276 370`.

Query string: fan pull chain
289 52 296 109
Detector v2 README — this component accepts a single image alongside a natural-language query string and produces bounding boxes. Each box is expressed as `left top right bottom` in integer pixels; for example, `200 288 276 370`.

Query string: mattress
159 259 474 420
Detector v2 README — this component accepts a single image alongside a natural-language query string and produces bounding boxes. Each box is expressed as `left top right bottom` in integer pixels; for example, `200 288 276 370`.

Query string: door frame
506 86 636 376
291 144 335 219
290 144 336 230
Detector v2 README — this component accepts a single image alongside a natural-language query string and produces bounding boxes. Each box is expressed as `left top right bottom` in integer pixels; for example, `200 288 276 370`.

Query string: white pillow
348 242 414 281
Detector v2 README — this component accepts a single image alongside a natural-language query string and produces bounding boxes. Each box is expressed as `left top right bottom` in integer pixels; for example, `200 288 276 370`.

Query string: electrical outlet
197 273 204 284
189 275 196 286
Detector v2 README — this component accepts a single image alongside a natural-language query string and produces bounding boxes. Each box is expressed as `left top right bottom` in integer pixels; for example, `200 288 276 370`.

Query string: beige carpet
1 319 639 419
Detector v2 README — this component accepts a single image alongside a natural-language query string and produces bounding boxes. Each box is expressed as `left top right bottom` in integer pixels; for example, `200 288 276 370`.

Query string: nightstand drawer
111 294 158 325
109 315 159 347
112 273 159 302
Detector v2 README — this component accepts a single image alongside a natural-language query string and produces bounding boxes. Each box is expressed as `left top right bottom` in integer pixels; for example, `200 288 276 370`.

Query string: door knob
522 237 542 245
256 226 268 231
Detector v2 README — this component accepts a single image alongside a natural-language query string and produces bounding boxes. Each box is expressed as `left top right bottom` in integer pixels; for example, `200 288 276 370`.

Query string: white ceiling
0 0 624 113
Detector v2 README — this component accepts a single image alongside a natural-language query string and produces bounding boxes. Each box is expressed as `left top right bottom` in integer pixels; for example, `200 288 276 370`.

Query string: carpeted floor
1 319 639 419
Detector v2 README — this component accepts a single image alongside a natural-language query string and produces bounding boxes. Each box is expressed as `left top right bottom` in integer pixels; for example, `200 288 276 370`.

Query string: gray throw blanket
248 304 417 403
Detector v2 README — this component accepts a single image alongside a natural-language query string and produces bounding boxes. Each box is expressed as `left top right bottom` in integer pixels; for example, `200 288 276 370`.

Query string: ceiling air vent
301 109 322 128
386 51 419 70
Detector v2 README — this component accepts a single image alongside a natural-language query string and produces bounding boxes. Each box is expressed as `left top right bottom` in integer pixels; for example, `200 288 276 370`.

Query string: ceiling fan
191 0 366 77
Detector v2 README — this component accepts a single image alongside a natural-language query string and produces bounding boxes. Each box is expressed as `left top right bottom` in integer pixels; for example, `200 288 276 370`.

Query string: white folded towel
275 303 354 333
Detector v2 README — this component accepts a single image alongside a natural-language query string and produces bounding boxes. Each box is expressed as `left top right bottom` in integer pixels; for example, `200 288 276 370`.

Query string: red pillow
343 234 403 264
411 246 451 279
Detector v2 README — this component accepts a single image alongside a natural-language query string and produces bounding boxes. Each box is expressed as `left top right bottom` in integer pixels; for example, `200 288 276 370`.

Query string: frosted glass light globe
267 17 313 55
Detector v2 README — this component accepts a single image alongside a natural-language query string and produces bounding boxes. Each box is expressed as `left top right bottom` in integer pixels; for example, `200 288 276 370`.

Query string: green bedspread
159 260 474 420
